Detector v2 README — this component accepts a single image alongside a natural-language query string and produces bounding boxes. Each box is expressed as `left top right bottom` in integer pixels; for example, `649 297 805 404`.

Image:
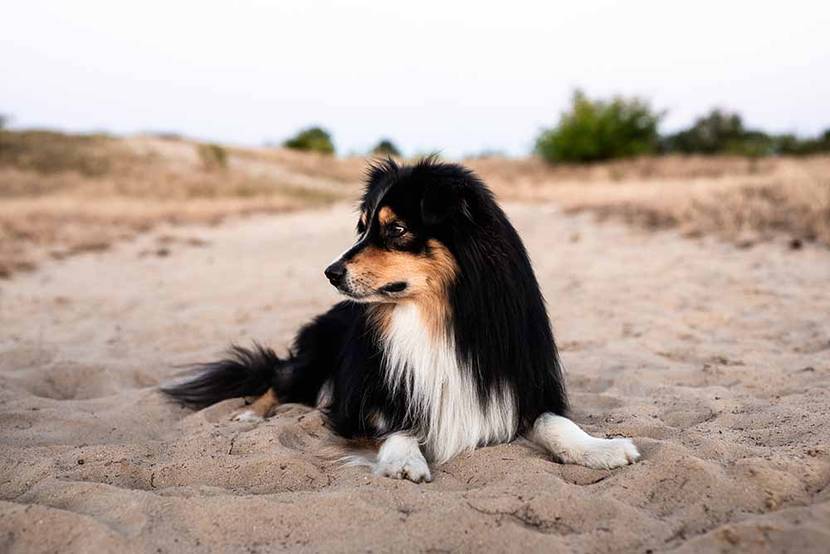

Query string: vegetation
559 163 830 248
661 109 830 157
0 130 115 176
662 110 749 155
777 129 830 155
283 126 335 155
197 143 228 171
535 90 663 163
469 155 830 249
371 139 401 157
537 94 830 164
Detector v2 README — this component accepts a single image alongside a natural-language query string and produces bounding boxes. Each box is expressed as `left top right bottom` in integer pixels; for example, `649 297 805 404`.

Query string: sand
1 203 829 553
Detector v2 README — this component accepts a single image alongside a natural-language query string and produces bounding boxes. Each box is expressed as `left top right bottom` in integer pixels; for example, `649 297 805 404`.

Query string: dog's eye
388 223 407 238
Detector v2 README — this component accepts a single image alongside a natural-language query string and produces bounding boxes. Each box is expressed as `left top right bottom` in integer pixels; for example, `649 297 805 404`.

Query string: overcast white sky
3 1 829 157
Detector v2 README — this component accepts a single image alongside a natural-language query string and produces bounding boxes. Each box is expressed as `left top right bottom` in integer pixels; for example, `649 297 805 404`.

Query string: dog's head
324 158 471 304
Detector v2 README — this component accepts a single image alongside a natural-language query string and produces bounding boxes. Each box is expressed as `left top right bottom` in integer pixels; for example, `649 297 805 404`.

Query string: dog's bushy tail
161 343 283 409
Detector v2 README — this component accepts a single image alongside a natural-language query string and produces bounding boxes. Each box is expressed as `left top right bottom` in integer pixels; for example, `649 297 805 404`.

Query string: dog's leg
232 388 279 422
529 413 640 469
373 432 432 483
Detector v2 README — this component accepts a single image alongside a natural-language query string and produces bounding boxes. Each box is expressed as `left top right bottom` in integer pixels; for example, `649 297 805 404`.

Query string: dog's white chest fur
381 302 517 464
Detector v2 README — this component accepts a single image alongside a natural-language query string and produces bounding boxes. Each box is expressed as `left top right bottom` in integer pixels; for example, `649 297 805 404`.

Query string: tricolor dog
163 158 640 482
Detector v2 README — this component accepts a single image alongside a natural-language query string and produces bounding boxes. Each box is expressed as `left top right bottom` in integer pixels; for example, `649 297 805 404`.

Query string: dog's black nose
324 261 346 284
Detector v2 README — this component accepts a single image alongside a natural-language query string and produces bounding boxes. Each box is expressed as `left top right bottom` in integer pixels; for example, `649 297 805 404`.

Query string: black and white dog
163 158 639 482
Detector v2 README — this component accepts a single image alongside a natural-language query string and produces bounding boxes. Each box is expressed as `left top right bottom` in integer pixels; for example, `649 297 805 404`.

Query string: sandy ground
1 203 829 553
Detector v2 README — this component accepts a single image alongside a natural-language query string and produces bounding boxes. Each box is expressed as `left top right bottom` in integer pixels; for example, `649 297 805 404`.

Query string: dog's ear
421 180 461 226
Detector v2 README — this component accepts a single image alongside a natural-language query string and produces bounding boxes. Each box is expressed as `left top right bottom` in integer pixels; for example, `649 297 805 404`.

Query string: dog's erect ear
421 180 465 226
421 181 472 225
415 159 474 226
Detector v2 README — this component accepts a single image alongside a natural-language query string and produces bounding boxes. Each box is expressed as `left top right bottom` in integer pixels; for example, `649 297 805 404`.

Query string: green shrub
772 129 830 155
535 90 663 163
818 129 830 153
662 110 830 157
662 109 752 155
283 126 335 155
371 139 401 157
197 143 228 170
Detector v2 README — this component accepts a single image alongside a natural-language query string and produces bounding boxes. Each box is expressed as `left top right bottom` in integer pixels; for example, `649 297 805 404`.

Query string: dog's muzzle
324 260 347 287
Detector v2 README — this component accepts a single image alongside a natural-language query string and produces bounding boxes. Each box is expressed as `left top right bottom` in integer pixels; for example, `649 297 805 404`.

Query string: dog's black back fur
163 159 567 446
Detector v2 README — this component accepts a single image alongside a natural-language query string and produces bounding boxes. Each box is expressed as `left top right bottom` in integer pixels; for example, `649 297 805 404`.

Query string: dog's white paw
232 409 264 423
374 455 432 483
579 437 640 469
530 414 641 470
373 433 432 483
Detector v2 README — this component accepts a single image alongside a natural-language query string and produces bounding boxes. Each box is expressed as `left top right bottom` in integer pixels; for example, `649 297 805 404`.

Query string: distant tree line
659 110 830 157
5 104 827 164
535 91 830 164
282 95 829 163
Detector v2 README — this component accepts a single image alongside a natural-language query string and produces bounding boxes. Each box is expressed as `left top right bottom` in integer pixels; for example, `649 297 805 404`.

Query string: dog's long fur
162 158 638 480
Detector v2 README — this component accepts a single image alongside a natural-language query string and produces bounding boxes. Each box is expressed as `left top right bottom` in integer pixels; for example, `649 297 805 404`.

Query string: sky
3 0 829 158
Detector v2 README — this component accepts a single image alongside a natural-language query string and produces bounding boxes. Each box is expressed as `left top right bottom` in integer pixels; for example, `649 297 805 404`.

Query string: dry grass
470 155 830 248
2 130 828 277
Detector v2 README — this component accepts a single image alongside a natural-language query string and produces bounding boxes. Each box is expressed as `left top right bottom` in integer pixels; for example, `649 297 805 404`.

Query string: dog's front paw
374 455 432 483
580 437 640 469
231 409 264 423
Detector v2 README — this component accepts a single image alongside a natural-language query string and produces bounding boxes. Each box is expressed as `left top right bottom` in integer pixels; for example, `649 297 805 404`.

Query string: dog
162 157 639 482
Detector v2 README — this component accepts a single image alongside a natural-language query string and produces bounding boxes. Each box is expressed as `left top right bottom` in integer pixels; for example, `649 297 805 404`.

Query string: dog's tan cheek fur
359 240 459 341
414 240 458 340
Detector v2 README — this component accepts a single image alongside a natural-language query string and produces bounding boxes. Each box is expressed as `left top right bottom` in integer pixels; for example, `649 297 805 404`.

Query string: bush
662 110 830 157
197 143 228 171
0 114 7 129
371 139 401 157
773 129 830 156
535 90 663 163
283 126 335 155
662 109 753 155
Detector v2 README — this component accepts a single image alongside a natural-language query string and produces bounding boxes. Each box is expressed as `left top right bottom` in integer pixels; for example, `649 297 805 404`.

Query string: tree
371 139 401 157
283 126 335 154
662 109 754 155
535 90 663 163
